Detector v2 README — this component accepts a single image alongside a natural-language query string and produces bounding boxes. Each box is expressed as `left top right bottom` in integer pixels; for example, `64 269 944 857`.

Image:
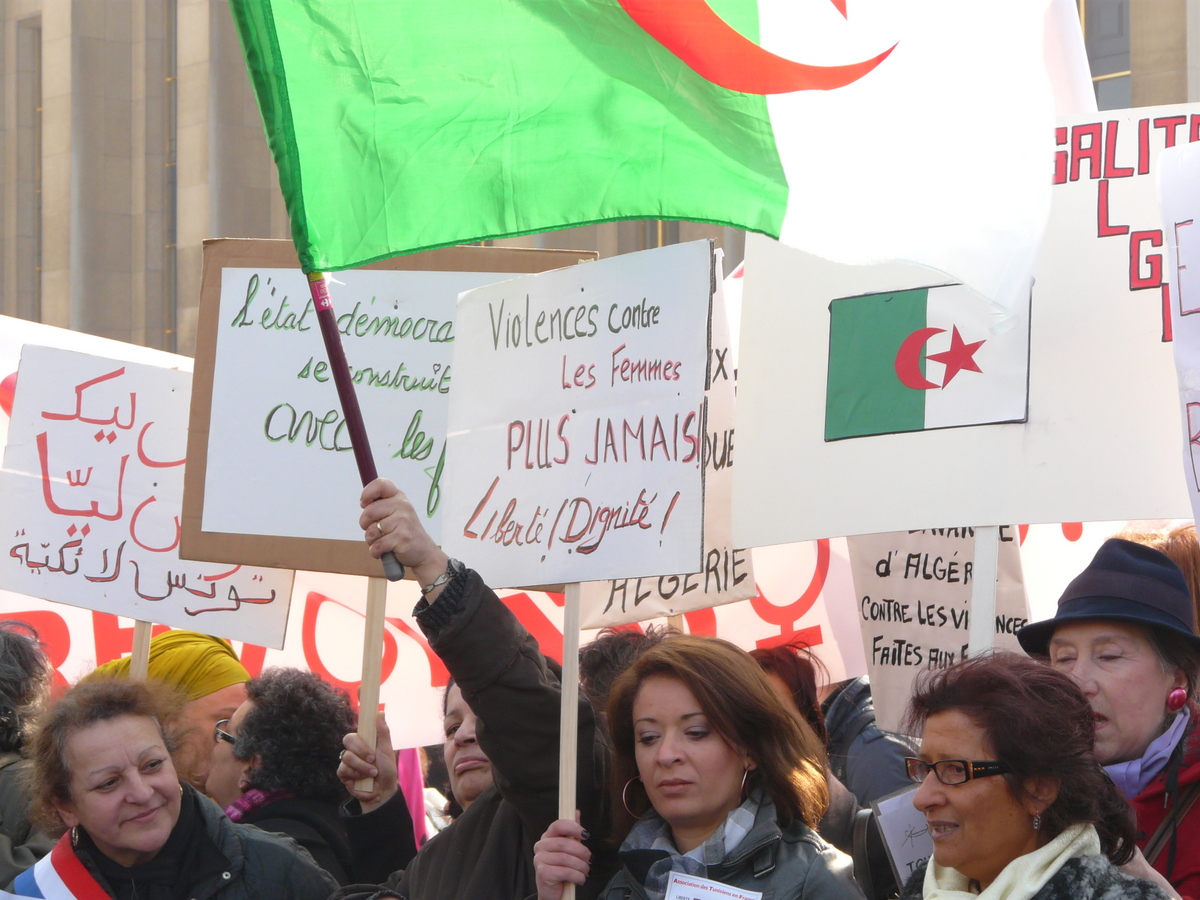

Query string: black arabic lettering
185 585 277 616
85 541 125 583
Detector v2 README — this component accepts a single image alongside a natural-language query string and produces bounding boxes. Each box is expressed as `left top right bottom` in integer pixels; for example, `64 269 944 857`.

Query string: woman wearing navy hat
1017 538 1200 900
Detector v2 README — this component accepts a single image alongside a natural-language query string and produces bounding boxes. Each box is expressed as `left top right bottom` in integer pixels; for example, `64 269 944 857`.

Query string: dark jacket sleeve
417 570 605 849
0 756 54 886
339 794 418 886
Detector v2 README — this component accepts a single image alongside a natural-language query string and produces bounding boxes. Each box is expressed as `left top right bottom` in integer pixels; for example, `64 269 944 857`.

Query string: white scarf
922 823 1101 900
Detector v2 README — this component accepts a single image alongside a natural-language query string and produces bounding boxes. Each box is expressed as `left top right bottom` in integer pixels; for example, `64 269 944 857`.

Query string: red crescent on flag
894 327 944 390
616 0 895 95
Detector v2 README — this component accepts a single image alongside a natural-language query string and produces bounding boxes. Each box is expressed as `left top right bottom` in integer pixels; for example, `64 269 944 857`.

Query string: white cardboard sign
733 104 1198 548
0 346 294 647
1157 141 1200 526
443 242 713 586
847 526 1029 733
579 261 755 626
202 266 515 543
871 785 932 889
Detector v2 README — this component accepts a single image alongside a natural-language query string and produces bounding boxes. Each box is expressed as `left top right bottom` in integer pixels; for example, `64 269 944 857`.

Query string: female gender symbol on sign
750 539 830 648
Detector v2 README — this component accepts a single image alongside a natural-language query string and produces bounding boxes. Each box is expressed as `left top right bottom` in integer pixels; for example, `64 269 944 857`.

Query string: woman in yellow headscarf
89 630 250 791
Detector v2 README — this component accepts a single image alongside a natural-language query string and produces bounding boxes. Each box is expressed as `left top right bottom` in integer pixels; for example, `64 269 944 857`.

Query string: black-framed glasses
905 757 1011 785
213 719 236 746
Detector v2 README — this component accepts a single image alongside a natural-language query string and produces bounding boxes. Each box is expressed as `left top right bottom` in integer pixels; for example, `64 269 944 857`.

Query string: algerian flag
824 284 1030 441
231 0 1055 311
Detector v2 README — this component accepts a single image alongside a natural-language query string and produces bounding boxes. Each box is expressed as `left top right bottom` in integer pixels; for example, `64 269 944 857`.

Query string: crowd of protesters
0 481 1196 900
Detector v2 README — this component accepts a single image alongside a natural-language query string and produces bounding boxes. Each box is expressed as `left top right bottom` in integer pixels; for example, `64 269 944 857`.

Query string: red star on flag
927 326 985 387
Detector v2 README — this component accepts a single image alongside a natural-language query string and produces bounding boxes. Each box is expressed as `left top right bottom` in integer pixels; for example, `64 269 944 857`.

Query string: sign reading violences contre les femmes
443 241 713 587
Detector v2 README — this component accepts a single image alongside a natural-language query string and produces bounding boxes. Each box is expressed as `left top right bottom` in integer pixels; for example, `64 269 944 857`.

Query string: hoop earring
1032 813 1042 832
622 777 655 820
740 767 748 799
70 825 79 848
1168 688 1188 712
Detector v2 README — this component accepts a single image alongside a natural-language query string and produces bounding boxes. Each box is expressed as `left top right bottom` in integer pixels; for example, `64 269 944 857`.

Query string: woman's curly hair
26 678 185 834
236 668 356 802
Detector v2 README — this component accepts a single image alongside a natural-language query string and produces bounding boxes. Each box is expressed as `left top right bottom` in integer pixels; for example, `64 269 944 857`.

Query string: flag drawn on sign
824 283 1030 441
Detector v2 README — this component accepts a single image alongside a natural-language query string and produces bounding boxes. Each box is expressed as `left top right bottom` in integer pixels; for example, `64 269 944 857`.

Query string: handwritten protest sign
443 241 713 587
580 258 755 625
0 345 294 647
1157 140 1200 526
847 526 1029 733
871 785 932 888
734 104 1197 548
182 240 594 577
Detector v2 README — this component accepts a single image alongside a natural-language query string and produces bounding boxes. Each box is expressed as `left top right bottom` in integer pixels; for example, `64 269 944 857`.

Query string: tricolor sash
11 834 109 900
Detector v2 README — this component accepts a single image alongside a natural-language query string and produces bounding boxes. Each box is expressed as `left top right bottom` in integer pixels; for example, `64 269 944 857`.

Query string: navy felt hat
1017 537 1200 656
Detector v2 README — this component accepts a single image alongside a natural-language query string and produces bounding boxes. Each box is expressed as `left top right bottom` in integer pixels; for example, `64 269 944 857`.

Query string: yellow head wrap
89 630 249 701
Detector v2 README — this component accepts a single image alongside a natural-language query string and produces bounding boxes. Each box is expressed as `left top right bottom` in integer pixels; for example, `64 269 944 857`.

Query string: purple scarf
223 787 294 822
1104 707 1190 800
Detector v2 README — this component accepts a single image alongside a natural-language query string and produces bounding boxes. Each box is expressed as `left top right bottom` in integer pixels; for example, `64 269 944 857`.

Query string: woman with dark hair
752 643 894 900
902 652 1169 900
328 479 611 900
13 678 336 900
0 621 55 883
534 635 862 900
1017 538 1200 897
205 668 361 884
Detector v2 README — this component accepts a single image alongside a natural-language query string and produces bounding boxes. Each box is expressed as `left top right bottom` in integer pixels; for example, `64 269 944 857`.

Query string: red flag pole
306 271 404 581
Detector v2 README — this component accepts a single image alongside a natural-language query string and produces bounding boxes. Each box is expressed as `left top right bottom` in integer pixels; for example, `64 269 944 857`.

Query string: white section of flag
761 0 1056 318
923 284 1030 430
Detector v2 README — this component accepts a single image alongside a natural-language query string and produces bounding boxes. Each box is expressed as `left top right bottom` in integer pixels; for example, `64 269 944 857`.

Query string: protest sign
871 785 931 888
182 240 596 577
733 104 1198 548
0 345 294 648
1157 141 1200 525
847 526 1029 733
0 514 1136 748
579 258 755 626
443 241 713 587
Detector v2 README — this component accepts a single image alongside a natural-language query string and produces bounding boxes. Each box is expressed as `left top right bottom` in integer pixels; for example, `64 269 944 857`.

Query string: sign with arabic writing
182 240 597 578
1 345 294 647
442 241 712 586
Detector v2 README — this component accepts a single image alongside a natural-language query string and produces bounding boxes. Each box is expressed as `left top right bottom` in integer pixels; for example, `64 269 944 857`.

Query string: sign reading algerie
442 241 712 587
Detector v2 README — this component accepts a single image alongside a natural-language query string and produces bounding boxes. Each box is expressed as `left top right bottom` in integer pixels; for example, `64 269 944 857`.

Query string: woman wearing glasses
533 635 863 900
902 653 1171 900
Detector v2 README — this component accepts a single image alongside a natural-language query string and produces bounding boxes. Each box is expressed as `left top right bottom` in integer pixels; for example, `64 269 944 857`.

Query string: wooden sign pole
354 576 389 793
666 613 684 632
966 526 1000 658
558 582 582 900
130 620 152 679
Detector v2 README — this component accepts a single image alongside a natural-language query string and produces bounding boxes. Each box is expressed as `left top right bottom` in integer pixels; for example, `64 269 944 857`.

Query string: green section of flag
825 288 927 441
230 0 787 273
